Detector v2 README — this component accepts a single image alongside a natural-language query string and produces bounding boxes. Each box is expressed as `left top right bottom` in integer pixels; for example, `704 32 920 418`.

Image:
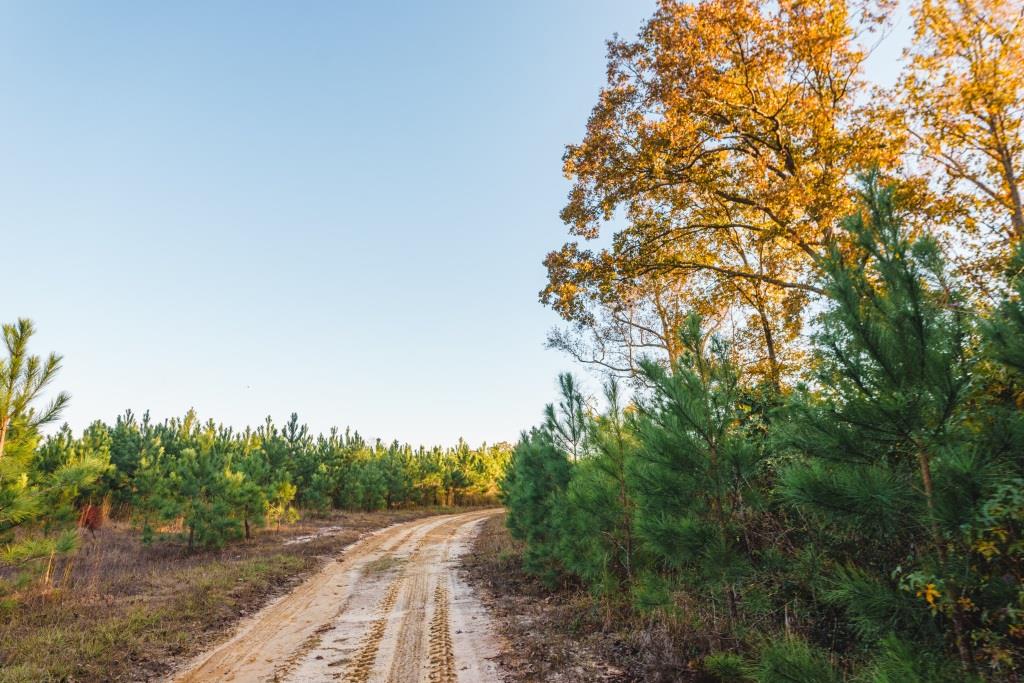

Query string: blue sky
0 2 910 446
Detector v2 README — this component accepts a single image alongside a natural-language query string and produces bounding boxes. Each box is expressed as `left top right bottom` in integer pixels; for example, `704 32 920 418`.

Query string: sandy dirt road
173 509 505 683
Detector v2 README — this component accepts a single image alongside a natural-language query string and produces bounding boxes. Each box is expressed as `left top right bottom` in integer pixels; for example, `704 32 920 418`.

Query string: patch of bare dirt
174 509 506 683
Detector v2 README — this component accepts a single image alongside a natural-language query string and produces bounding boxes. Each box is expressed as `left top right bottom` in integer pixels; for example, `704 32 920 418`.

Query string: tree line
507 0 1024 679
0 335 509 597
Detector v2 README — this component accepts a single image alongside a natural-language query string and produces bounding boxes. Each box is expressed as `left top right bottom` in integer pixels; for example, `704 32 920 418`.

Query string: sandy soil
172 509 505 683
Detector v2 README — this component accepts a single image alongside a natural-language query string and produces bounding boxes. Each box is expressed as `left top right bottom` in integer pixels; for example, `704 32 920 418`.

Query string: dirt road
174 509 505 683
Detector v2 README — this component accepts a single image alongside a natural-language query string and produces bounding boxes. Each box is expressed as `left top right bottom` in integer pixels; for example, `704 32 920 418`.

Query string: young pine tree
558 379 638 597
503 373 587 583
33 421 112 531
0 319 69 463
0 320 101 595
953 247 1024 675
544 373 588 462
232 442 271 541
630 314 763 632
501 426 573 585
777 174 998 678
107 410 145 508
172 443 244 550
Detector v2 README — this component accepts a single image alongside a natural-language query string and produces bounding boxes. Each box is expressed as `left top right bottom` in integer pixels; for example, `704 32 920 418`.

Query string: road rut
173 509 504 683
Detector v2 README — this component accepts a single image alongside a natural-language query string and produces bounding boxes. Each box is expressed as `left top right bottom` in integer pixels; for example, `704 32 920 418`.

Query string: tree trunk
0 415 10 461
1007 189 1024 242
756 307 781 391
736 279 782 391
1008 175 1024 241
618 474 633 582
918 450 975 673
917 451 942 550
996 133 1024 241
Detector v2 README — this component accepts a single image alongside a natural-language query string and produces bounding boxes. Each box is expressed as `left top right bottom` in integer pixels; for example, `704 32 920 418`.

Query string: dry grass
460 513 697 683
0 507 461 682
363 554 404 574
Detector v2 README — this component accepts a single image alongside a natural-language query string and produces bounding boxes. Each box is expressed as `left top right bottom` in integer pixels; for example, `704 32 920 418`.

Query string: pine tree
233 442 271 540
777 174 1000 675
108 410 145 507
172 443 243 550
630 314 761 628
558 379 637 596
958 246 1024 674
0 319 70 463
501 427 572 584
0 319 100 594
34 421 112 531
987 247 1024 375
543 373 588 462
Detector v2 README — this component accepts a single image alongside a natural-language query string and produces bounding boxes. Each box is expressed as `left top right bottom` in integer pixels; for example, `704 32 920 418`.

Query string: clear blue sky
0 2 910 447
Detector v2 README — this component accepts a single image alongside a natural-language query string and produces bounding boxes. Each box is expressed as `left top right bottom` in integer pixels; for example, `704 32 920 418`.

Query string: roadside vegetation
1 507 456 682
0 319 507 678
0 329 508 585
503 0 1024 681
465 512 665 681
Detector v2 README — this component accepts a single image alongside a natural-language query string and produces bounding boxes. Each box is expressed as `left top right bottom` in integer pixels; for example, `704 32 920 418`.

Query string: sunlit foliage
510 178 1024 680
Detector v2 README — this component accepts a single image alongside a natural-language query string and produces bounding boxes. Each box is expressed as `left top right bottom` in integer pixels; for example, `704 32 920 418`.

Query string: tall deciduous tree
547 0 902 385
544 255 689 376
902 0 1024 261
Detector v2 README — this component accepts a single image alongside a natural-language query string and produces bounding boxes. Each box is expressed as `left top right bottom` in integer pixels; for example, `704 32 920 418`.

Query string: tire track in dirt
376 517 457 683
174 520 425 682
383 558 428 682
173 509 503 683
427 581 456 683
344 527 443 681
344 574 405 683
